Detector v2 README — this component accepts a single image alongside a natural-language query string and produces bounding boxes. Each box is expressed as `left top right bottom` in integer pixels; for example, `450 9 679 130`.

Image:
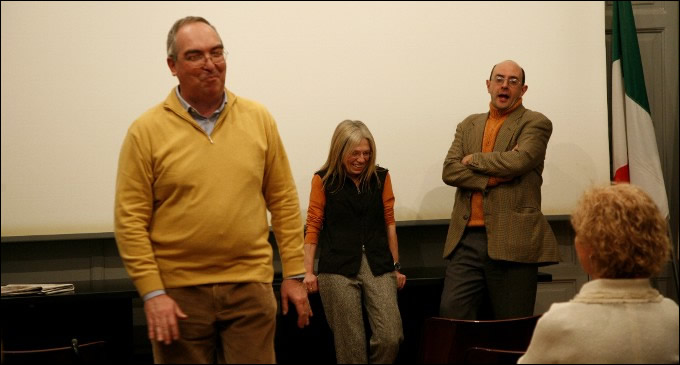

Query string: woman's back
519 279 679 364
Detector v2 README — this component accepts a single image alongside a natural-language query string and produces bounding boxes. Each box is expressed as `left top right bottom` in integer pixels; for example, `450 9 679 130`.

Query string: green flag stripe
611 1 650 113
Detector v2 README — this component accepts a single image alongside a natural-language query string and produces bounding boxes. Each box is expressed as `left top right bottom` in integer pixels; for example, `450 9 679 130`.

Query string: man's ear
520 84 528 96
167 57 177 76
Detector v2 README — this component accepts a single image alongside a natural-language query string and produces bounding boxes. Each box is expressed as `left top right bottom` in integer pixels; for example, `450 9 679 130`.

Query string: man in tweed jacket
439 60 559 320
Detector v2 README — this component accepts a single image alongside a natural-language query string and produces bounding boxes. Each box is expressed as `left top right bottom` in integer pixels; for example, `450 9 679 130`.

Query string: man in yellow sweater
440 60 559 320
114 16 310 363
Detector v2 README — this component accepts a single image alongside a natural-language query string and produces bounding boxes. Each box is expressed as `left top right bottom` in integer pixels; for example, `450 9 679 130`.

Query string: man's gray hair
166 16 220 61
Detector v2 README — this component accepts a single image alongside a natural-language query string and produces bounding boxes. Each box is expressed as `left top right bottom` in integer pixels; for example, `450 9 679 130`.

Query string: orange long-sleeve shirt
468 99 522 226
304 172 396 244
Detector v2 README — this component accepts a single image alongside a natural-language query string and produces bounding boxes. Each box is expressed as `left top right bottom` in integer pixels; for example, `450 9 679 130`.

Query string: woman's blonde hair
320 120 379 191
571 184 670 278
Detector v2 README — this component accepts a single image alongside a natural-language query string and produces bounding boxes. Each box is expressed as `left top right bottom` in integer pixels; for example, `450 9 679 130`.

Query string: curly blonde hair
571 184 670 278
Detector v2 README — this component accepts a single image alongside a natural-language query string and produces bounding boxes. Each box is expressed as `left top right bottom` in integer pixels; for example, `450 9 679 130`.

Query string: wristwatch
393 261 401 271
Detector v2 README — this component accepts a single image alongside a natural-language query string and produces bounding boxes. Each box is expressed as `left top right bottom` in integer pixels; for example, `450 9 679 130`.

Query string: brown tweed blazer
442 105 559 264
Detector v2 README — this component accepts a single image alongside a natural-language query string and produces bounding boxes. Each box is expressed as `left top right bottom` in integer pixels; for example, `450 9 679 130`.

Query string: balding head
489 60 525 85
486 59 528 112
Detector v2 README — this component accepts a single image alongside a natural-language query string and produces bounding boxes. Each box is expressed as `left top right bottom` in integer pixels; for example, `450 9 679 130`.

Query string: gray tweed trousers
318 253 403 364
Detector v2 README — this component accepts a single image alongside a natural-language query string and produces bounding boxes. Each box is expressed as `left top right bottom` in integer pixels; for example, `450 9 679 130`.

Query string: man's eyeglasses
184 50 228 67
493 75 521 87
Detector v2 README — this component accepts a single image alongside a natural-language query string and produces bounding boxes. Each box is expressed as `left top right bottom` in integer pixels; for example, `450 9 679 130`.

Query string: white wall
1 1 609 236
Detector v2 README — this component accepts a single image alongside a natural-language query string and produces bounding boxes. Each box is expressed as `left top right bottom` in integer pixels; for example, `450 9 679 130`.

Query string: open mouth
497 94 510 102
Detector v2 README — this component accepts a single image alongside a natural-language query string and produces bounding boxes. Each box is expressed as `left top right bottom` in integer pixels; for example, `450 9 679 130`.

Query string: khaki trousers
151 282 277 364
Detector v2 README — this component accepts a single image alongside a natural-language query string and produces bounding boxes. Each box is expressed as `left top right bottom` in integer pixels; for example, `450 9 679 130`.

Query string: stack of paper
1 283 75 296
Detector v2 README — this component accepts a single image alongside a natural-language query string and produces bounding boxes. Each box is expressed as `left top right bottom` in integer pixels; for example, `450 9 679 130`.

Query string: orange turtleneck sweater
467 99 522 227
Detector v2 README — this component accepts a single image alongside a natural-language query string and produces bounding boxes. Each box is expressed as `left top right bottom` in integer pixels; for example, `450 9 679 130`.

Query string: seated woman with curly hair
519 184 678 364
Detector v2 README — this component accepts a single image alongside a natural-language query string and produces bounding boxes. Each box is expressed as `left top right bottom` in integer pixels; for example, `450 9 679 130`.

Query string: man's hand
280 278 313 328
144 294 188 345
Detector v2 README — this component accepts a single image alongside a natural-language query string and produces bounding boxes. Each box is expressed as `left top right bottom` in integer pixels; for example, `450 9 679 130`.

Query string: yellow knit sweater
115 88 304 297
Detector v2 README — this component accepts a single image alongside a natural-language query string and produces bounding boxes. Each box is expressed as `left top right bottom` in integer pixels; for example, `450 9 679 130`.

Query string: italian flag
611 1 669 218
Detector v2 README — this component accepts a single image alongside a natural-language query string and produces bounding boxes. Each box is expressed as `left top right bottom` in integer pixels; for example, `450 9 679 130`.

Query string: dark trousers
439 227 538 320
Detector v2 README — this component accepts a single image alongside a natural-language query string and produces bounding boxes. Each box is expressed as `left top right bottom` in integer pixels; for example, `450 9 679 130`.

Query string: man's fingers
167 317 179 340
297 315 307 328
147 324 155 340
155 323 165 342
297 306 311 328
144 296 186 344
175 306 188 319
294 297 313 328
281 292 289 315
161 323 171 345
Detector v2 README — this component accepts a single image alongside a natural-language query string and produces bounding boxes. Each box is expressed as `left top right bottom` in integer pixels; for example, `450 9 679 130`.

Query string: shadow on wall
419 186 454 221
543 142 602 215
418 161 454 221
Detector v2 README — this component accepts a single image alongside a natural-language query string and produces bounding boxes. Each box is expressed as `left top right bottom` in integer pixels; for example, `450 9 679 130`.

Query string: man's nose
202 58 217 69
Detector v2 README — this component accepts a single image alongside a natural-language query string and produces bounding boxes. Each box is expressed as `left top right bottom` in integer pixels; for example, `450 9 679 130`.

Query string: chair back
464 347 525 364
420 314 540 364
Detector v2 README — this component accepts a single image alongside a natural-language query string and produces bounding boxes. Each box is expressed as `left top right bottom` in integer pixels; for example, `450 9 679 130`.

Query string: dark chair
419 314 541 364
2 339 108 364
464 347 525 364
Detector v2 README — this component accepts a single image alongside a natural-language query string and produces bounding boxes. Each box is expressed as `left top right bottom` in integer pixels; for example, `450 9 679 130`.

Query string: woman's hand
396 271 406 290
303 272 319 293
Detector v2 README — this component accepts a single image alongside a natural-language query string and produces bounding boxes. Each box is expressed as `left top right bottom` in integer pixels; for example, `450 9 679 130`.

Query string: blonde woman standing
303 120 405 363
